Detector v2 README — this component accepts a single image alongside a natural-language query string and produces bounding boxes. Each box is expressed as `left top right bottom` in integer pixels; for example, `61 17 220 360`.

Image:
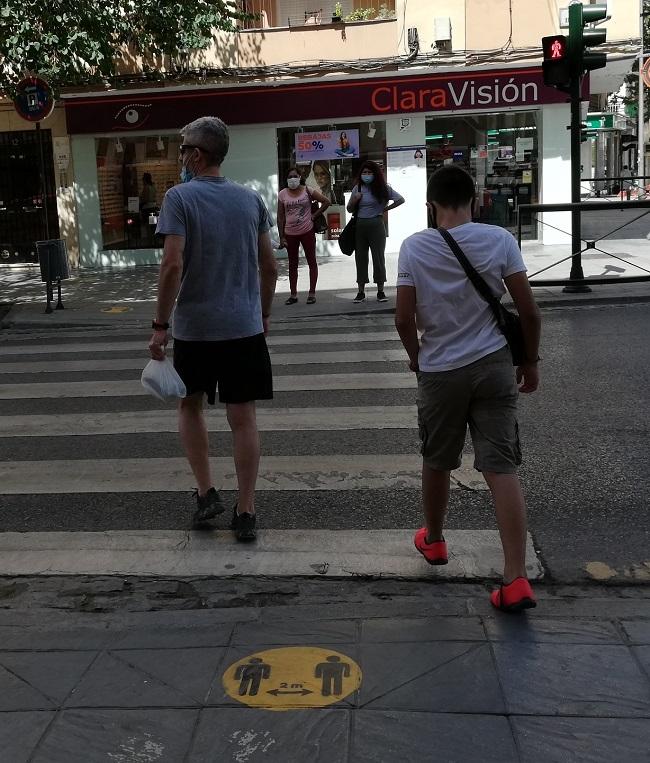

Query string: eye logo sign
113 103 152 130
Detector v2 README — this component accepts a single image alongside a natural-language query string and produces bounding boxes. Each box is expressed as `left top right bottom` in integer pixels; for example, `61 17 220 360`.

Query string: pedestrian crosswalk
0 313 541 579
0 315 480 490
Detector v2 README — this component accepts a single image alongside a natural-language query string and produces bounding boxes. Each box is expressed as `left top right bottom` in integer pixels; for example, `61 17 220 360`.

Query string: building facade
0 0 640 268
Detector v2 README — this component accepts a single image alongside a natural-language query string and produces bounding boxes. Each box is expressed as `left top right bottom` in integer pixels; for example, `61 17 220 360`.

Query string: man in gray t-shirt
149 116 278 541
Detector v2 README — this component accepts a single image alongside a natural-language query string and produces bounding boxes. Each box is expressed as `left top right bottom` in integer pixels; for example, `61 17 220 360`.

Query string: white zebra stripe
0 529 541 579
0 331 399 356
0 372 416 399
0 348 408 374
0 406 417 437
0 453 486 494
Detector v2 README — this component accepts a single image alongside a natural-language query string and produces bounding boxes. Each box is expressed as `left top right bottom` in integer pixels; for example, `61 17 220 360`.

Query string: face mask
287 177 300 189
361 174 374 184
180 166 194 183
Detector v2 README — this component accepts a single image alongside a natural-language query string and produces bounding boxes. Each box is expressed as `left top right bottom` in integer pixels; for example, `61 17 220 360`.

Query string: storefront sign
14 76 55 122
64 67 582 135
295 129 359 161
585 113 614 130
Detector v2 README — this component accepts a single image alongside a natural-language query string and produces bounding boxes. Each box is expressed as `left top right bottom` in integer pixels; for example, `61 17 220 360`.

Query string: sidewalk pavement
2 578 650 762
2 250 650 332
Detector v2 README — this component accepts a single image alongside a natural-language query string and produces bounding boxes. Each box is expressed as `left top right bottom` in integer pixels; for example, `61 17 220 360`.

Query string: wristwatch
152 320 169 330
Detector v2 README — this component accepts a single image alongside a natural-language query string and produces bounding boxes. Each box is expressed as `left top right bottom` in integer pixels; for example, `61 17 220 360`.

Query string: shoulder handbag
337 185 360 256
437 227 526 366
307 188 328 234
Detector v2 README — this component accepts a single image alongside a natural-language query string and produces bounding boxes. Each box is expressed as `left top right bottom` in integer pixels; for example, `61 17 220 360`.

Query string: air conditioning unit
434 16 452 52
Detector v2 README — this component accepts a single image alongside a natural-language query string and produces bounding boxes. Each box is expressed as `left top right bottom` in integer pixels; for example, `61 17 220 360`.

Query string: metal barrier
580 175 650 201
516 200 650 288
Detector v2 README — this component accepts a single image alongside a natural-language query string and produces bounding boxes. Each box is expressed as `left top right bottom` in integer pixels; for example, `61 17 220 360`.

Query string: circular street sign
14 76 55 122
643 58 650 89
222 646 362 710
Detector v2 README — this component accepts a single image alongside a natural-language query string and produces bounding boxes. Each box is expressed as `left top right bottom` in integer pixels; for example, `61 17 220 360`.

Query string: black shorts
172 333 273 405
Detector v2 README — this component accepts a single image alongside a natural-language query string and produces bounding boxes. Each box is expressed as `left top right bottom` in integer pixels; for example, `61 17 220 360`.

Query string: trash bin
36 239 70 282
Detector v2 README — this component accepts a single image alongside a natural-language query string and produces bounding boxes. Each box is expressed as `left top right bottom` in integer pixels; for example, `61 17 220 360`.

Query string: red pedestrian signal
543 35 567 60
542 34 571 90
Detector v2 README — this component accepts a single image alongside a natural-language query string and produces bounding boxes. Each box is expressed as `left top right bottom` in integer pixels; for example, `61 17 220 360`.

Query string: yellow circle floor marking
223 647 362 710
100 306 132 314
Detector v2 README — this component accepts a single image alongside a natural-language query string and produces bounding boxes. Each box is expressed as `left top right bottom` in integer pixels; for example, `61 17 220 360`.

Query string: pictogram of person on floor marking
235 657 271 696
315 655 351 696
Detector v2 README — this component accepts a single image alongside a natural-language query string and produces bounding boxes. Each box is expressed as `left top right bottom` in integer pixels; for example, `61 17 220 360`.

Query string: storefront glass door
425 111 539 239
0 129 59 264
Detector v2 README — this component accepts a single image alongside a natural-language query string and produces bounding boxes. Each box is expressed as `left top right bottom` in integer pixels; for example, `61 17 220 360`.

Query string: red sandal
414 528 448 565
490 577 537 613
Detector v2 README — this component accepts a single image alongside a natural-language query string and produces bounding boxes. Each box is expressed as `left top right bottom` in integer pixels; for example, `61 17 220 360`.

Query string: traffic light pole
564 76 591 293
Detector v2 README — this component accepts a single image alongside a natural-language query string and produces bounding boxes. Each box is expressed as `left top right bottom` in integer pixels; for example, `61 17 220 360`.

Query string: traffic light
569 2 607 75
542 34 571 89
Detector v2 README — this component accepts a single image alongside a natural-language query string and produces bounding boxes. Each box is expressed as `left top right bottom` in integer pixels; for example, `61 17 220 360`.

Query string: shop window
0 129 59 264
96 135 182 250
424 111 539 240
277 121 386 239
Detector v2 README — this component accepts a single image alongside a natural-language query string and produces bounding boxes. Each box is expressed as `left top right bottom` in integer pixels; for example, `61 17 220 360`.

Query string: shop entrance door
424 112 539 240
0 129 59 265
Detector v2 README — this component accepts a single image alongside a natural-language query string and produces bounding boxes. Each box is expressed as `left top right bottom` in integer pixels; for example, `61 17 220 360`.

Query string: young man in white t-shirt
395 165 541 612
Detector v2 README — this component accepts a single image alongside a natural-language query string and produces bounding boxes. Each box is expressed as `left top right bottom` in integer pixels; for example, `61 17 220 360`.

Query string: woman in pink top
277 167 330 305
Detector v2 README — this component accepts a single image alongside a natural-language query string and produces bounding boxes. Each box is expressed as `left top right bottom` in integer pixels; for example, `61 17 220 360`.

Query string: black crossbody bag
338 184 363 256
437 227 526 366
306 188 328 234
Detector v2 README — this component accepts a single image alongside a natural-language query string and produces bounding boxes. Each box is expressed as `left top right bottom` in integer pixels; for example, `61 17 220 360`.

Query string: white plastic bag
141 358 187 401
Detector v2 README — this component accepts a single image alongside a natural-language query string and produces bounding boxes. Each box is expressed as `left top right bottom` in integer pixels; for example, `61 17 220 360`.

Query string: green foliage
333 2 342 18
342 4 394 22
0 0 243 96
376 3 395 19
343 7 376 22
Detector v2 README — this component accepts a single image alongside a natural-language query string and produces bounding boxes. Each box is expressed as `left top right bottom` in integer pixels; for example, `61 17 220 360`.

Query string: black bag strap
437 227 503 323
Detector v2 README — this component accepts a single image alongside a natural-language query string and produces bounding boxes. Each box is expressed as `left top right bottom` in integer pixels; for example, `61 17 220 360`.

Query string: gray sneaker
192 487 225 527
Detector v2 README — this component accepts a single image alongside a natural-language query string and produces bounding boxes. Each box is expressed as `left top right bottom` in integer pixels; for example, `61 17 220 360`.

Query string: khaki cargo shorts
416 346 521 473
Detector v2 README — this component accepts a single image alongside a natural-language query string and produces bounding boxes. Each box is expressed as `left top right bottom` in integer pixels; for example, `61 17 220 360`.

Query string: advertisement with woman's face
304 159 347 240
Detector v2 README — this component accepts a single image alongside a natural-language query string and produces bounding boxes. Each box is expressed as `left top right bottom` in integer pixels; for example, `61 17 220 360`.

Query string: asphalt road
0 301 648 583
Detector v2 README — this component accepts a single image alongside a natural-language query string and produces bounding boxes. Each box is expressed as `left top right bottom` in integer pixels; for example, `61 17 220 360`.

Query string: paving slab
64 648 225 708
511 716 650 763
483 616 623 644
360 616 485 643
110 621 234 650
187 708 350 762
231 618 358 645
32 708 198 763
621 620 650 644
494 643 650 717
358 642 504 714
351 711 518 763
0 661 57 711
0 529 542 580
0 711 55 763
0 651 96 706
